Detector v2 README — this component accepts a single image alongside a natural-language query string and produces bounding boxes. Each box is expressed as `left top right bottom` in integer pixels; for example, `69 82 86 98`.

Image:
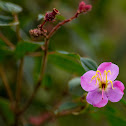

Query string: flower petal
86 89 108 108
106 81 124 102
97 62 119 81
81 70 98 91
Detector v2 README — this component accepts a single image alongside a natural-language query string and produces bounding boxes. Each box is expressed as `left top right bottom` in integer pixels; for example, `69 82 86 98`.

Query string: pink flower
81 62 125 108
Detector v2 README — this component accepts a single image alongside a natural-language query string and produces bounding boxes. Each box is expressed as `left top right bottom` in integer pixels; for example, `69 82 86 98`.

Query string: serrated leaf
0 15 19 26
15 41 44 59
0 98 14 125
48 51 85 75
80 57 98 71
0 1 22 13
68 77 84 96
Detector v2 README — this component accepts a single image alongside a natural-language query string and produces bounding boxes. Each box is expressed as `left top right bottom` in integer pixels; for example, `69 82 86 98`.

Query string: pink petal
86 89 108 108
97 62 119 81
81 70 98 91
106 81 124 102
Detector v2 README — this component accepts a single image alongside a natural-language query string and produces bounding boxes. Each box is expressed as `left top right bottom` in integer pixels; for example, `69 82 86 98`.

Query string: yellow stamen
96 70 102 80
107 80 114 89
107 70 111 75
105 70 108 84
95 77 101 85
90 69 114 90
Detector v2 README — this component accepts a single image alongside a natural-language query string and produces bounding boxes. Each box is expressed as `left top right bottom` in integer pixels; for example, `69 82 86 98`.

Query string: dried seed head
29 28 47 37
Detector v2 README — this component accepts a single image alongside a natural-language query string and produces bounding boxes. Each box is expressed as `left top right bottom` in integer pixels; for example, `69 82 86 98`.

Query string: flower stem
47 12 79 39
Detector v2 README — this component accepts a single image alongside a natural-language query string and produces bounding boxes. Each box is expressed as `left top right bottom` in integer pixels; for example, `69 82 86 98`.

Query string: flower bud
84 5 92 12
78 1 86 13
78 1 92 13
44 8 59 21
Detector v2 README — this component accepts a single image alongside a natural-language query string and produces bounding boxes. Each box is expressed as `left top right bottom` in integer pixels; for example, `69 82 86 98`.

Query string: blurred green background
0 0 126 126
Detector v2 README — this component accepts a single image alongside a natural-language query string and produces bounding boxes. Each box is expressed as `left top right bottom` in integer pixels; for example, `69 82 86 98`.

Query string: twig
13 14 21 41
0 31 15 49
0 65 14 102
15 13 24 107
16 58 24 108
14 14 24 126
18 11 81 115
47 12 79 39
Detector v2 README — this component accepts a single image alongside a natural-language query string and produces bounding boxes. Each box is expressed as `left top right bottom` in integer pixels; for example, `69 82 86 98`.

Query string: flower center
102 83 106 89
90 70 115 99
90 70 114 90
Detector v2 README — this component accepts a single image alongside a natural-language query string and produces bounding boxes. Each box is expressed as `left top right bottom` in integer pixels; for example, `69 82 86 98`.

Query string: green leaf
48 51 85 75
80 57 98 71
0 98 14 125
68 77 84 96
0 15 19 26
55 101 78 113
42 74 52 88
0 39 6 46
0 1 22 13
37 14 45 21
0 46 13 61
104 105 126 126
15 41 44 59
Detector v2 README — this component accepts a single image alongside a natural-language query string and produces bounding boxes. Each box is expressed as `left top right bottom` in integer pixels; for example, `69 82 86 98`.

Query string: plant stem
14 13 23 126
18 38 49 115
0 65 14 102
47 12 79 39
13 14 21 41
40 20 46 30
0 31 15 49
14 13 24 108
18 11 81 115
16 58 24 107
